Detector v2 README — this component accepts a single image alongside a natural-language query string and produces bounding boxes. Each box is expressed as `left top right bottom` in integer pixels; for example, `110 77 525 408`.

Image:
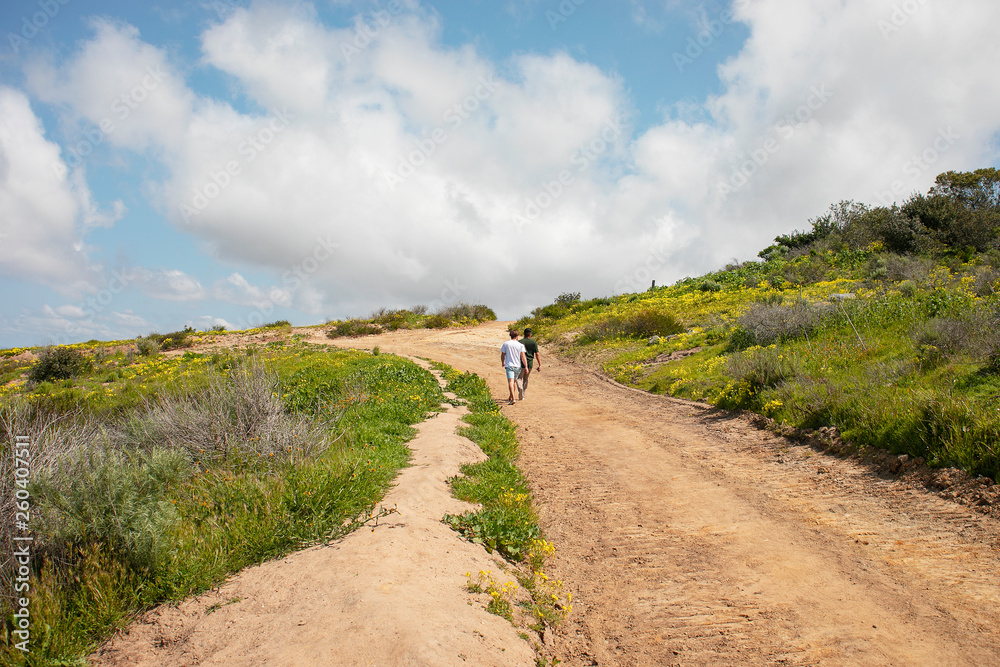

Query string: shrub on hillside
555 292 581 306
913 311 1000 371
119 362 333 462
135 336 159 357
730 301 832 350
31 445 189 572
726 345 796 390
327 320 381 338
435 303 497 322
584 308 684 341
28 347 91 383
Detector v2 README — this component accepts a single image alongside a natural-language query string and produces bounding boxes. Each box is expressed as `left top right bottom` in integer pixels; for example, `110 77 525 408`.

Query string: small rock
648 335 661 345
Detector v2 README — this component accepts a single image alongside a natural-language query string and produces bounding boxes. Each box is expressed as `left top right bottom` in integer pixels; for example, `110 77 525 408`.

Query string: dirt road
323 322 1000 666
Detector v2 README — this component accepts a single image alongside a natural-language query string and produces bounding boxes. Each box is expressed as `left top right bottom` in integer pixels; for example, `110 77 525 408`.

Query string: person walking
500 329 528 405
519 327 541 399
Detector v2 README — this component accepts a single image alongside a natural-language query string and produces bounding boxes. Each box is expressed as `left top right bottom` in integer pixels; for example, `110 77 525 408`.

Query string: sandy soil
93 321 1000 666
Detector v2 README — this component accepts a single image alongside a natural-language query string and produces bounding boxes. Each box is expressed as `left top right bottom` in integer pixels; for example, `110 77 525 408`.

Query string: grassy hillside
518 169 1000 482
0 339 444 664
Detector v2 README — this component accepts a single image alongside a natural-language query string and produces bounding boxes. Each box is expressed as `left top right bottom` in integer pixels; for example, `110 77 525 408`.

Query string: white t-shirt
500 339 526 368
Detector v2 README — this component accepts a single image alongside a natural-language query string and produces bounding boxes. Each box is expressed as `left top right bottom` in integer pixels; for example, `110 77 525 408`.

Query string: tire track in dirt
333 322 1000 666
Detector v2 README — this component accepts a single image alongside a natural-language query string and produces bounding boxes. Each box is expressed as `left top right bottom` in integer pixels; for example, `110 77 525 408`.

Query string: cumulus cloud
9 0 1000 329
0 88 106 295
132 268 206 302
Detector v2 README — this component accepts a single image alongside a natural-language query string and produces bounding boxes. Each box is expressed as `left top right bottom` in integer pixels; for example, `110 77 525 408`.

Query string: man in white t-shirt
500 329 528 405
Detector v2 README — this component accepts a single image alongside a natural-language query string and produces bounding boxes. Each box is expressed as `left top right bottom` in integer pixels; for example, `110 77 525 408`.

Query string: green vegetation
519 168 1000 481
327 303 497 338
436 365 540 561
26 347 92 383
434 363 570 631
0 342 443 665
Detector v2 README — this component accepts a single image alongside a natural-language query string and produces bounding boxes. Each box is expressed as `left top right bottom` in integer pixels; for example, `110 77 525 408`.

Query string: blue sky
1 0 998 348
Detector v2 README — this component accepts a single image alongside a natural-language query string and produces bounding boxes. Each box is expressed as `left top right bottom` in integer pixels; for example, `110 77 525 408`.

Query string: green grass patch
433 364 540 562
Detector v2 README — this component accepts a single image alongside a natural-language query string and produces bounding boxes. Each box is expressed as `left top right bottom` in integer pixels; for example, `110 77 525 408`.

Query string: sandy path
317 322 1000 666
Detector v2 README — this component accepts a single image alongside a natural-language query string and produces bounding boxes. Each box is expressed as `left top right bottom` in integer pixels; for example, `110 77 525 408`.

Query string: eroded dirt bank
321 322 1000 666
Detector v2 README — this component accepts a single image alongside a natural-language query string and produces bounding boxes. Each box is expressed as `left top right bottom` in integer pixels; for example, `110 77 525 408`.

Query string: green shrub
327 319 381 338
699 279 723 292
725 345 795 391
731 301 832 349
31 445 191 572
135 336 159 356
423 314 451 329
434 303 497 322
28 347 91 383
555 292 581 305
584 308 684 341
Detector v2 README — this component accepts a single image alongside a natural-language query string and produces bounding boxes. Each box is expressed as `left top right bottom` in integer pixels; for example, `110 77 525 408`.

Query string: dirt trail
94 322 1000 666
319 322 1000 666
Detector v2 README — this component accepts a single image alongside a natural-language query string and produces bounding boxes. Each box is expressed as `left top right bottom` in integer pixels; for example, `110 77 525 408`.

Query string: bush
31 445 190 572
584 309 684 341
699 279 723 292
120 362 334 463
555 292 581 306
434 303 497 322
726 345 795 390
327 320 381 338
731 301 832 349
423 314 451 329
28 347 91 383
135 336 159 356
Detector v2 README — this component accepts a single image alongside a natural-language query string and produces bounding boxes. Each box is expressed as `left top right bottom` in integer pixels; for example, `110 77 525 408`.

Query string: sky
1 0 998 348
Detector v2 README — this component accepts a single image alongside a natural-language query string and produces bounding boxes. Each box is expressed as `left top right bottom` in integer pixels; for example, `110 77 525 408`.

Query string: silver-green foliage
31 445 190 572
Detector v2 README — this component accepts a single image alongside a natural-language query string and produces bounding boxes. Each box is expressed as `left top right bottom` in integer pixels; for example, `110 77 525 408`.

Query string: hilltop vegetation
519 169 1000 482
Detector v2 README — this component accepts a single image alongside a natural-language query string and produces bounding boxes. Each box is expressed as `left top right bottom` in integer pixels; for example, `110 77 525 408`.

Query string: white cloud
0 88 101 295
25 18 194 152
131 267 206 302
8 0 1000 329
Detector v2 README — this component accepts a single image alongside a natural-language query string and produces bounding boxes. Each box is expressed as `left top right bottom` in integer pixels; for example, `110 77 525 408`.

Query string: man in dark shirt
518 327 541 399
